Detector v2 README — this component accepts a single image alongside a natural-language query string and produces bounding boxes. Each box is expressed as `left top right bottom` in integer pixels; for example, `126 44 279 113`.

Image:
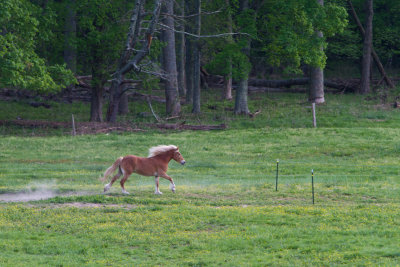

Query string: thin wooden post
275 159 279 191
71 114 76 136
312 103 317 128
312 169 315 205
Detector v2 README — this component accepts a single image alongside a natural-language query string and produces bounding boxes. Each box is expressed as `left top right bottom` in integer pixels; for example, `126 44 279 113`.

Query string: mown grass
1 204 399 266
1 90 400 265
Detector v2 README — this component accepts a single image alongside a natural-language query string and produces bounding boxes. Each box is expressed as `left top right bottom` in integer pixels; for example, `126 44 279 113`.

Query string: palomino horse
101 145 186 195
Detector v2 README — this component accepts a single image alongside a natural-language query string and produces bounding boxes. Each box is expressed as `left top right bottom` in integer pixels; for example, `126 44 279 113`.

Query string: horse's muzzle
180 160 186 165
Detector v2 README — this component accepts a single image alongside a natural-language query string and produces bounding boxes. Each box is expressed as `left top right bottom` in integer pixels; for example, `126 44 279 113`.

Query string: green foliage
327 0 400 68
0 0 75 93
259 0 347 72
204 1 256 80
76 0 132 76
205 0 348 78
235 8 258 39
206 43 251 80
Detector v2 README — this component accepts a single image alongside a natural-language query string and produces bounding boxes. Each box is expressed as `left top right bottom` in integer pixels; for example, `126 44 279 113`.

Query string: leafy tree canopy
0 0 75 93
259 0 348 72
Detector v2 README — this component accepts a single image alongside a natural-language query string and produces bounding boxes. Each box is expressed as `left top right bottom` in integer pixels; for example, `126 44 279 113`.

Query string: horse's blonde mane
148 145 177 157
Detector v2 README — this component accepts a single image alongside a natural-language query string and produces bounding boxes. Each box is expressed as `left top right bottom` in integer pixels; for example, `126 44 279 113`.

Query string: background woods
1 0 400 123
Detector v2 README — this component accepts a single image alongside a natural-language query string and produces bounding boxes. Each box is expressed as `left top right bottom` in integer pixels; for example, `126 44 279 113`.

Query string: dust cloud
0 181 58 202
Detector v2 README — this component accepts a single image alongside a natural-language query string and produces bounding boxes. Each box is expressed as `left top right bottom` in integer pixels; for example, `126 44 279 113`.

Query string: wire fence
1 155 398 182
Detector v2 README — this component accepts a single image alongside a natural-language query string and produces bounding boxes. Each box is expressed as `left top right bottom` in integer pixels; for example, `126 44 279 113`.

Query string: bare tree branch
161 8 223 20
107 0 163 122
158 22 251 38
147 97 161 122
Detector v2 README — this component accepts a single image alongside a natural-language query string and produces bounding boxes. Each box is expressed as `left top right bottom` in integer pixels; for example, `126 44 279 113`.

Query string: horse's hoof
171 189 176 193
155 191 163 195
122 190 130 195
104 184 111 192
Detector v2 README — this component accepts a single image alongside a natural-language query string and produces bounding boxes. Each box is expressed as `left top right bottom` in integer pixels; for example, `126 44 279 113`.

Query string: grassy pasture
1 92 400 266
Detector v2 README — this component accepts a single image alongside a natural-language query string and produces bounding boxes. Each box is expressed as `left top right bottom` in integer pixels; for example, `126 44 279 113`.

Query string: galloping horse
101 145 186 195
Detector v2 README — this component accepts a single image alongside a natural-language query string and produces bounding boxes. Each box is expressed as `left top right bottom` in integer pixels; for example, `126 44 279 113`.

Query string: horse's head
172 147 186 165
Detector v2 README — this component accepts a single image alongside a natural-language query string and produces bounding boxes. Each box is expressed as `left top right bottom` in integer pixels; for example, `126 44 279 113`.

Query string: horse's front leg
159 172 176 193
154 176 162 195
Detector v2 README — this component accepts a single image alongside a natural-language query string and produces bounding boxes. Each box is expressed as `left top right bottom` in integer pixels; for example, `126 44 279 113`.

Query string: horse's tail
100 157 123 182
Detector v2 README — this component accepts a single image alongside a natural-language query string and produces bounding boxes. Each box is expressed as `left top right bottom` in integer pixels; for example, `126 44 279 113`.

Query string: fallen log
129 91 166 103
128 91 187 105
145 122 226 131
0 120 143 134
248 78 309 88
248 78 360 92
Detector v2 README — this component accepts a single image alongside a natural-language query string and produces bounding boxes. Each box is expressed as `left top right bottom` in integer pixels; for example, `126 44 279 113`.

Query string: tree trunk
234 79 249 115
162 0 181 116
360 0 373 94
223 76 233 100
234 0 250 115
118 92 129 115
185 38 194 104
90 48 105 122
223 0 233 100
64 0 76 73
309 0 325 104
192 0 201 114
309 66 325 103
90 85 104 122
176 0 186 97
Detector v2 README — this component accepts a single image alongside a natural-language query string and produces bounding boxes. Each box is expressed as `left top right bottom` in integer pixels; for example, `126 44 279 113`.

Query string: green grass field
0 91 400 266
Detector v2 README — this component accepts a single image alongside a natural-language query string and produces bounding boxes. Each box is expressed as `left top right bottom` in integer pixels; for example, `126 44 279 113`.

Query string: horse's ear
176 146 179 151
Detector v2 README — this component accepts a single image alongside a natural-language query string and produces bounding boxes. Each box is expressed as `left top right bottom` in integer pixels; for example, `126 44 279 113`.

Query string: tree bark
234 0 250 115
192 0 201 114
90 85 104 122
234 79 250 114
64 0 76 73
90 49 105 122
223 0 233 100
223 76 233 100
176 0 186 97
118 92 129 115
185 38 194 104
309 0 325 104
162 0 181 116
360 0 373 94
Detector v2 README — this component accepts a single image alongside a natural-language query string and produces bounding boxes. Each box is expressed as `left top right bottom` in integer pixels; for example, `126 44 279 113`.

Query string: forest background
1 0 399 127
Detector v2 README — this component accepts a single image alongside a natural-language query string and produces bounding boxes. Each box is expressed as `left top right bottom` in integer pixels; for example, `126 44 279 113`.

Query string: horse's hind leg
154 176 162 195
104 170 122 192
120 173 131 195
